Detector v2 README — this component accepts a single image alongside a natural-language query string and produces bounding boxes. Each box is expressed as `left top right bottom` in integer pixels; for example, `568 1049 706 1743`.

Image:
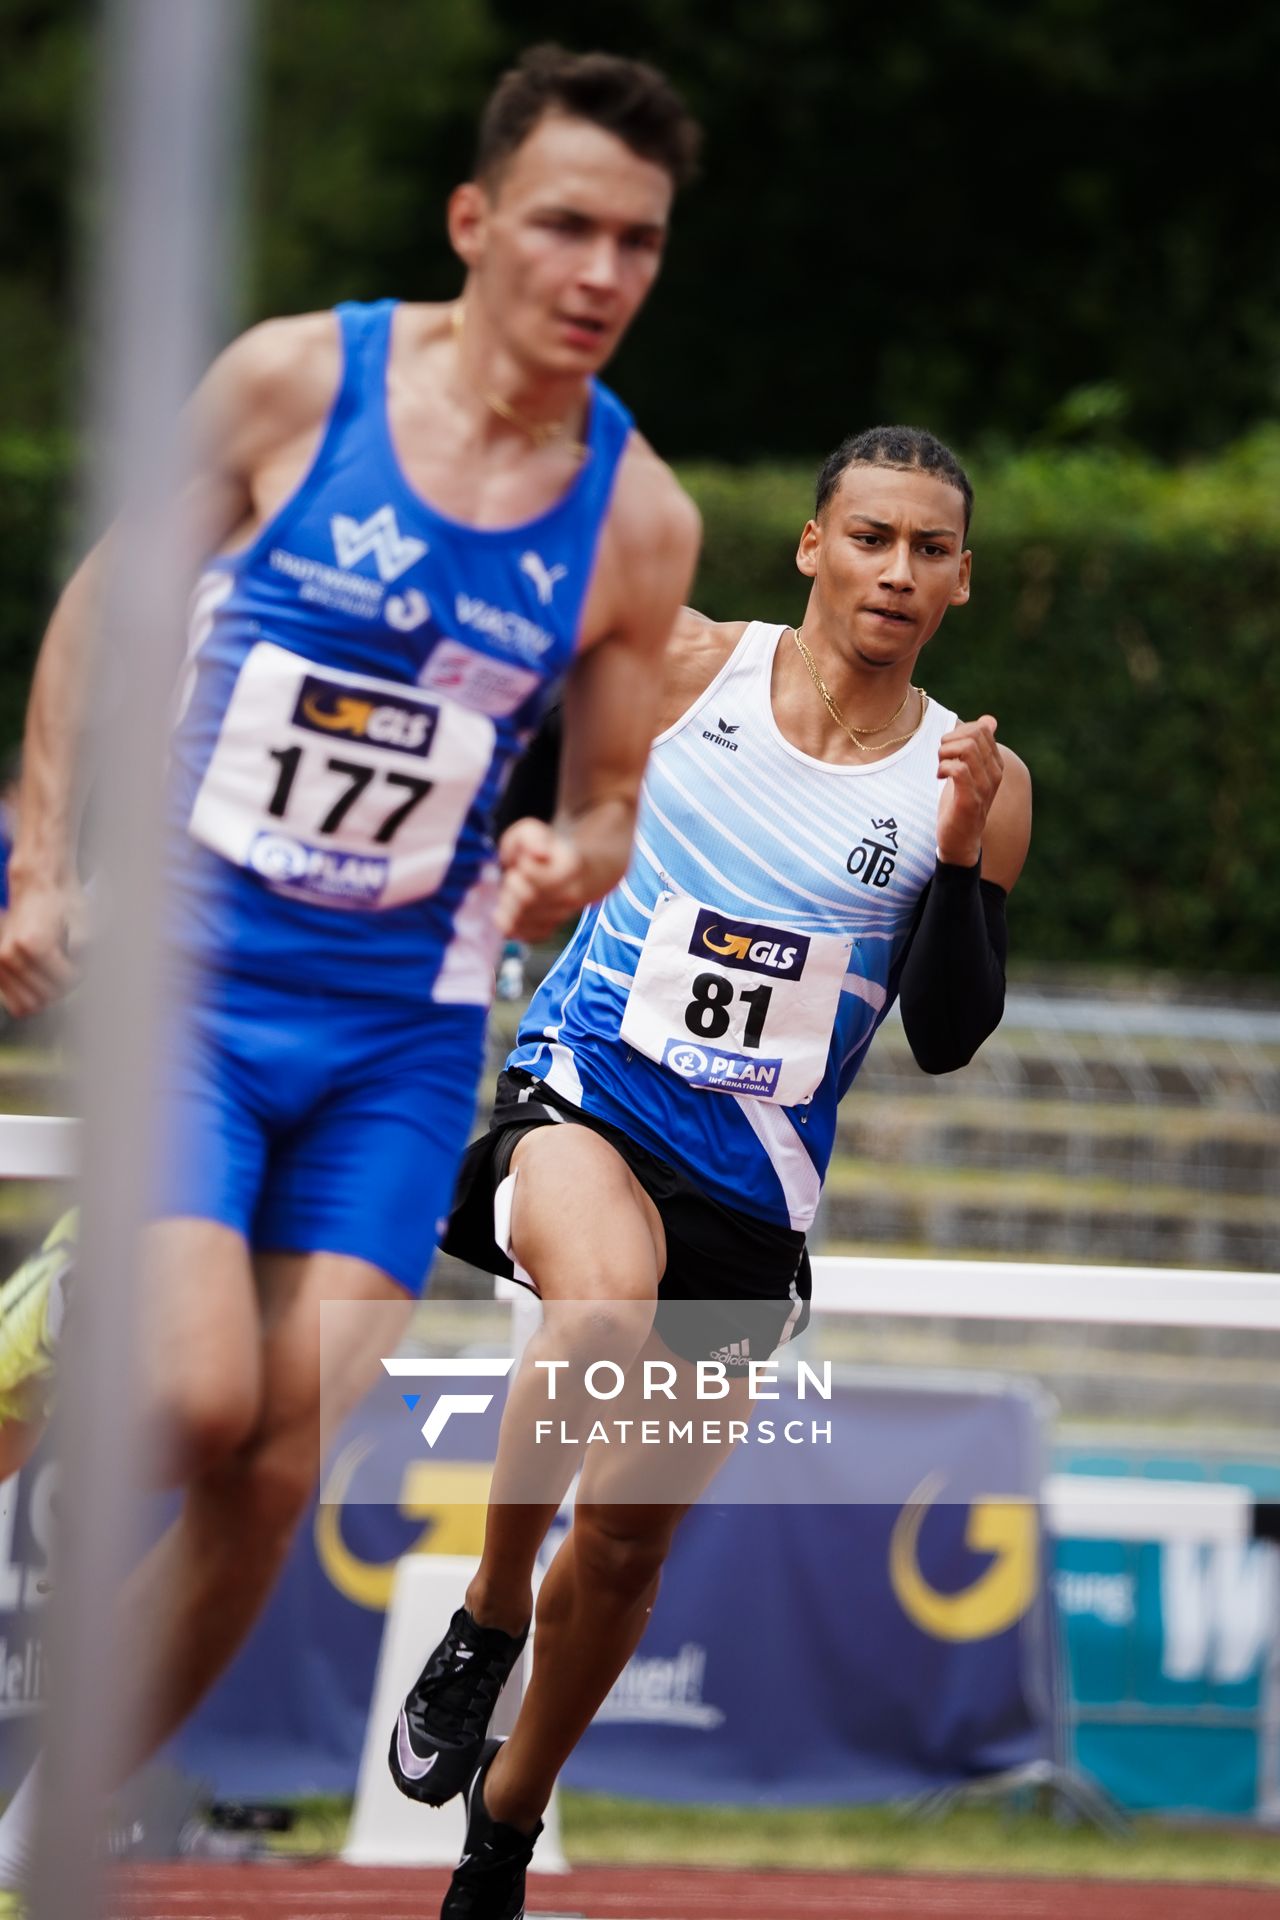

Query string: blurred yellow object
0 1208 77 1427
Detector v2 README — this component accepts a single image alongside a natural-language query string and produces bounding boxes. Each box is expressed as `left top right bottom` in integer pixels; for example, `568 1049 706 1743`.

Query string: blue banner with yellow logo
0 1376 1057 1802
159 1374 1056 1801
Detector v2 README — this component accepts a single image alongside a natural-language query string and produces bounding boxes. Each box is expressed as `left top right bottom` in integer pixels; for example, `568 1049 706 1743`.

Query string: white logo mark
382 1356 517 1447
520 550 568 606
395 1711 439 1780
331 505 428 582
386 588 430 631
248 834 310 883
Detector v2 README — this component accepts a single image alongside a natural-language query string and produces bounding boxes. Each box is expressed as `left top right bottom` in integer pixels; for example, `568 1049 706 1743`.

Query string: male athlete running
393 426 1033 1919
0 45 700 1902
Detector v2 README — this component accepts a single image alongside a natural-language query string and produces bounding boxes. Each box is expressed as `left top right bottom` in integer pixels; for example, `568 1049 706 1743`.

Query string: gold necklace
451 304 587 461
792 627 928 754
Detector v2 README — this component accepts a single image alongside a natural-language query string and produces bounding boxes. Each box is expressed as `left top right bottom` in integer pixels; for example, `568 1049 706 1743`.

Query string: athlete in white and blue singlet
0 48 701 1903
391 428 1033 1916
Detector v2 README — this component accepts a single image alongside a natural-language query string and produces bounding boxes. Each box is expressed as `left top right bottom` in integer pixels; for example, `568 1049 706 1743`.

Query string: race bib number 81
619 894 851 1106
188 642 496 910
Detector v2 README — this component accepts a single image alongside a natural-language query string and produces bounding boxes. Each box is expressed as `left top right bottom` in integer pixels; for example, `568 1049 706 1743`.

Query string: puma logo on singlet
519 550 568 606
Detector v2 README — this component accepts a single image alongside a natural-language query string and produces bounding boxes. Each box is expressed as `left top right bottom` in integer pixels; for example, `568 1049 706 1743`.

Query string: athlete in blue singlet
0 48 701 1910
391 428 1034 1916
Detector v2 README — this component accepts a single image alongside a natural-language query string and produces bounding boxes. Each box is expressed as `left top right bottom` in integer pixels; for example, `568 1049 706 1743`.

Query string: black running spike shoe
388 1607 528 1806
440 1739 541 1920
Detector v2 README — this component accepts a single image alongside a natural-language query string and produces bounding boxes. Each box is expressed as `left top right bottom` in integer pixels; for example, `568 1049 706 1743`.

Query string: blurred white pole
30 5 253 1918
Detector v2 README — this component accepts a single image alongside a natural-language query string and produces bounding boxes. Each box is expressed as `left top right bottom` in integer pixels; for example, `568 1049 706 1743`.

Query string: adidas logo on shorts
709 1338 750 1365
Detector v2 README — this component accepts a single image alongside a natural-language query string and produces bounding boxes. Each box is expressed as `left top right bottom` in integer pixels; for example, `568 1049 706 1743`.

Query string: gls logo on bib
292 676 439 756
690 910 810 981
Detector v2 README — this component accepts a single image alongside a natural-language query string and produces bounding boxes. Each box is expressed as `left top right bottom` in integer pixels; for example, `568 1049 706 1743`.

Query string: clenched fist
495 817 592 944
936 715 1004 868
0 876 87 1018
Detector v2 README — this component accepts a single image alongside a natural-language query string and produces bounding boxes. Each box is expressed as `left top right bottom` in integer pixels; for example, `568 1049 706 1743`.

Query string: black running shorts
443 1068 812 1367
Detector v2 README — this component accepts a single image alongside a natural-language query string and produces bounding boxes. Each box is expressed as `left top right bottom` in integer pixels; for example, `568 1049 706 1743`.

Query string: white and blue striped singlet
509 621 957 1231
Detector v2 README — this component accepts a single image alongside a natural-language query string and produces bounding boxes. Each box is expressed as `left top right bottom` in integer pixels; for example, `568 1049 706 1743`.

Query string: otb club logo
847 816 899 888
689 911 809 980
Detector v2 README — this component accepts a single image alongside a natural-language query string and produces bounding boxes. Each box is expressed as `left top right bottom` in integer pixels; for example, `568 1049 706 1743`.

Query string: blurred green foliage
2 426 1277 973
3 0 1280 459
3 0 1277 976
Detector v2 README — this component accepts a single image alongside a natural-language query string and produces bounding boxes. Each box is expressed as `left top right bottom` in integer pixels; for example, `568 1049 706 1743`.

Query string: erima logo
519 550 568 606
292 677 438 756
702 716 740 752
382 1357 517 1447
691 909 809 980
330 505 427 582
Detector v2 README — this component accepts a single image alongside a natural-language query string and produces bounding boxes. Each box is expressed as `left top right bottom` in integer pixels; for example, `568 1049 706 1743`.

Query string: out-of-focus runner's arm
0 316 338 1018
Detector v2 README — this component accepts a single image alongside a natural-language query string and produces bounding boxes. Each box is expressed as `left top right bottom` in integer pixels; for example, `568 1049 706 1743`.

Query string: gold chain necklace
451 304 587 461
792 627 928 754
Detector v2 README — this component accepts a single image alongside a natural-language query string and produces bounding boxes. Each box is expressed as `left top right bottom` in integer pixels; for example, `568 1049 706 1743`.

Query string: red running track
109 1862 1280 1919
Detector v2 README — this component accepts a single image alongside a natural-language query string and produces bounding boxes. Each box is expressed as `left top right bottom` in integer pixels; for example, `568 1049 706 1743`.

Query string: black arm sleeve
893 857 1009 1074
492 702 563 837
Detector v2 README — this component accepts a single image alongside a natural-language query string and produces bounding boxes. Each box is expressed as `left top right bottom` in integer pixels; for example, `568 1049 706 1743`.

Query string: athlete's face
450 112 673 377
796 465 972 666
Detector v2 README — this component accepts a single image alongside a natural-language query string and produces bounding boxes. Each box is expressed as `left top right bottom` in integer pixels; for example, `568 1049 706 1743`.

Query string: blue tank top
166 299 633 1003
509 622 956 1231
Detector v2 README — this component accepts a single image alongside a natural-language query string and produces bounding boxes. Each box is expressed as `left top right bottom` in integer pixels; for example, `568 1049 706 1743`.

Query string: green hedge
2 430 1278 974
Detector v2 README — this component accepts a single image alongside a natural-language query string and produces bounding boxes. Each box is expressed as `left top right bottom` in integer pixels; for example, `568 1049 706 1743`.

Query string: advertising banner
0 1375 1056 1805
1054 1451 1280 1816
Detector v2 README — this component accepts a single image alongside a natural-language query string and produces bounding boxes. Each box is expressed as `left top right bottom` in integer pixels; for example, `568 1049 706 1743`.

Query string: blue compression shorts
153 971 487 1295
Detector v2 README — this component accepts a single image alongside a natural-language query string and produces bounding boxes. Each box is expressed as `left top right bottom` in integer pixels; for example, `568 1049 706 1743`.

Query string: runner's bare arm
495 451 701 941
492 608 741 839
0 316 341 1017
654 608 747 732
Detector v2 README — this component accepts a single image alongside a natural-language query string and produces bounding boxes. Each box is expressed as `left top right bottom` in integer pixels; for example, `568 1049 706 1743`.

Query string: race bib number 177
188 642 496 910
619 893 852 1106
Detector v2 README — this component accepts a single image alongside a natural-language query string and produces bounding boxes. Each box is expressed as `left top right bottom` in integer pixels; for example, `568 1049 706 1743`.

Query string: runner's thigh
573 1324 752 1510
508 1123 665 1303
